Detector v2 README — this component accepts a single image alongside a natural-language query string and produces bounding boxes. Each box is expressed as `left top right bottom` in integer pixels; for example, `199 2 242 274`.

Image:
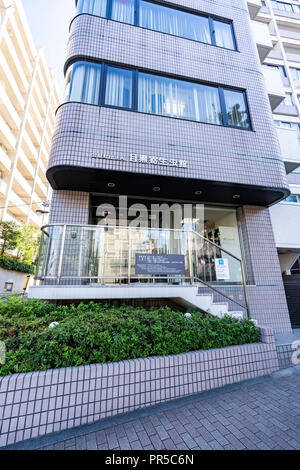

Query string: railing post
188 231 194 284
241 261 250 319
128 228 132 284
57 225 67 286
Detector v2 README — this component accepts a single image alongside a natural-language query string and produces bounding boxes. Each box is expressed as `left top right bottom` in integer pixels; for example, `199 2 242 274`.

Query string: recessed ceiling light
233 194 241 199
153 187 161 192
107 182 115 188
195 190 202 196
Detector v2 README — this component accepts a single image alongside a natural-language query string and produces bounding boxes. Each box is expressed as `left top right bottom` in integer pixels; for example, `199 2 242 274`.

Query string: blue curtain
69 62 102 105
223 89 249 128
213 20 235 49
105 66 133 108
77 0 107 17
111 0 135 25
138 73 222 125
139 1 211 44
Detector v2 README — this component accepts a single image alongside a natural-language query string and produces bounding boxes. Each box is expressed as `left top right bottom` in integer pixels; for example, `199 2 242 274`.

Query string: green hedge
0 257 34 274
0 298 260 376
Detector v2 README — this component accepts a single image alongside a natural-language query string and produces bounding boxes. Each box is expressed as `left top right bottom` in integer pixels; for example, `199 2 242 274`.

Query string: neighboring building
0 0 60 228
250 0 300 326
31 0 294 334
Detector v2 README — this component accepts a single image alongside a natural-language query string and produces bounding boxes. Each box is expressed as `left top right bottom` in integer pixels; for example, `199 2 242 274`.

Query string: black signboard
135 254 185 275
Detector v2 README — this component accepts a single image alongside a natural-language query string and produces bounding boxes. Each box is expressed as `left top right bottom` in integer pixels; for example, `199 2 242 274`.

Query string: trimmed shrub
0 257 34 274
0 298 260 376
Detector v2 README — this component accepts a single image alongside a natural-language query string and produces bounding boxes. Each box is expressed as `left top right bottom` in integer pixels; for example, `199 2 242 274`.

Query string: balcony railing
36 224 250 314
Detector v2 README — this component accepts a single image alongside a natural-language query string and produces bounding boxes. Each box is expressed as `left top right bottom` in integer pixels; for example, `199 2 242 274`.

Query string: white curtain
78 0 107 16
138 73 197 120
223 89 248 128
105 67 133 108
111 0 135 24
196 84 222 125
138 73 223 125
139 1 211 44
69 64 85 102
69 63 102 105
214 20 235 49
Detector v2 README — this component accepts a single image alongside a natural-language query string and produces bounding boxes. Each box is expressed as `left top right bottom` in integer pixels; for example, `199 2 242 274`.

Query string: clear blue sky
23 0 75 94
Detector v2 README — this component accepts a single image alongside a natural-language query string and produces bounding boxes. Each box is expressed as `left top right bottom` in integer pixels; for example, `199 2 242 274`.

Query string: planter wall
0 268 33 295
0 327 279 448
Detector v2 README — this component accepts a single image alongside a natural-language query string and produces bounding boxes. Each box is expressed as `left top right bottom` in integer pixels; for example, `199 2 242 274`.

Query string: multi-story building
249 0 300 327
0 0 60 228
31 0 294 334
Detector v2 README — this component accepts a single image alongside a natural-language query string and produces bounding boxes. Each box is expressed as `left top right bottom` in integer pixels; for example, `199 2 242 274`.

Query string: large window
77 0 107 17
69 62 102 104
68 61 251 130
105 66 134 108
271 0 300 13
76 0 237 50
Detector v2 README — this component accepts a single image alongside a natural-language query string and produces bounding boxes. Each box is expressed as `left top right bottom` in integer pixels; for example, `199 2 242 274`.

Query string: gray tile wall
45 0 292 333
0 327 279 448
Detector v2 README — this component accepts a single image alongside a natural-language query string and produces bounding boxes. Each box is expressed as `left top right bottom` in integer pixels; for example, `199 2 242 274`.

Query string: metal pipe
57 225 67 285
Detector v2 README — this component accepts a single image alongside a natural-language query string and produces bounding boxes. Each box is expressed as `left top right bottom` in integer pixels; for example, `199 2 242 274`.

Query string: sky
23 0 75 94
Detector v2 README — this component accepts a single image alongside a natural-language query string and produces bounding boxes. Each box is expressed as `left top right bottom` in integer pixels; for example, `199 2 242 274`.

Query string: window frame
75 0 238 52
68 60 253 131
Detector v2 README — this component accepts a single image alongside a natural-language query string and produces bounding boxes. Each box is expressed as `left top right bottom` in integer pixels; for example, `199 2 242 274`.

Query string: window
285 194 300 202
68 61 251 130
77 0 107 17
69 62 102 105
76 0 237 50
111 0 135 25
223 89 250 129
291 67 300 80
271 1 300 13
213 20 236 50
283 92 294 106
105 66 134 108
138 73 223 124
275 120 300 136
263 64 287 78
139 1 211 44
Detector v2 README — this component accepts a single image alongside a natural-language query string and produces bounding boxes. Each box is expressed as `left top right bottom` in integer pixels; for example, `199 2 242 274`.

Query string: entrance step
29 284 246 319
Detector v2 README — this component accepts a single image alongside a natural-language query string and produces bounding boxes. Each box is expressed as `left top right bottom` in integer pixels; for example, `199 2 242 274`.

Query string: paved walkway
31 366 300 451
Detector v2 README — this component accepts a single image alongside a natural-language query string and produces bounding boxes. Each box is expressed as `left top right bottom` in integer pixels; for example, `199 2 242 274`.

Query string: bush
0 298 260 376
0 257 35 274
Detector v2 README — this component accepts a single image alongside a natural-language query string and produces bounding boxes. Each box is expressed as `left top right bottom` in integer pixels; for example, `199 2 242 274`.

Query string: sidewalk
6 365 300 451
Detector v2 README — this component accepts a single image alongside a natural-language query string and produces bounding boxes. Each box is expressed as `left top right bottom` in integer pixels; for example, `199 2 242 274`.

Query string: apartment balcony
0 179 7 198
262 67 286 110
247 0 262 19
0 114 16 151
18 149 35 179
0 81 21 131
0 51 24 112
22 129 38 162
0 146 12 172
273 103 299 116
277 127 300 174
14 168 33 197
251 21 273 62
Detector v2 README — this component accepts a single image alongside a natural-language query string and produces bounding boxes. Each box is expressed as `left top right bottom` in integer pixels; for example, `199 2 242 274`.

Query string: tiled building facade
32 0 293 333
